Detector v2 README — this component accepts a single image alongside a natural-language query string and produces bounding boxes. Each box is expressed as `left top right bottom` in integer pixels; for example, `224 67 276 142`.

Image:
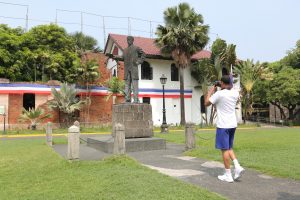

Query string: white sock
233 159 240 168
225 169 232 175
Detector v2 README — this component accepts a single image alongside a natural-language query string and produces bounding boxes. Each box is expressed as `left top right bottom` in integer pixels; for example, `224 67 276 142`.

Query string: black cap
221 75 231 85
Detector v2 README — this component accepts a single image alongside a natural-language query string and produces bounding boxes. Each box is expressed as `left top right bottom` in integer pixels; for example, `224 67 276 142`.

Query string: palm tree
71 32 98 53
18 108 51 130
48 83 86 127
77 59 100 123
235 59 266 123
155 3 209 125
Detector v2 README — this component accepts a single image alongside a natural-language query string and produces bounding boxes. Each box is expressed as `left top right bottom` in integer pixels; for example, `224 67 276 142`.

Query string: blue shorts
215 128 236 150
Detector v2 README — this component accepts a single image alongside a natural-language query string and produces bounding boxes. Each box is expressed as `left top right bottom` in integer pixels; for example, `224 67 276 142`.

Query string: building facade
105 34 242 126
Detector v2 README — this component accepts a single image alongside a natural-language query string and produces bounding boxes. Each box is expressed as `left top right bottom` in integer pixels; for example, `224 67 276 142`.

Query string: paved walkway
53 135 300 200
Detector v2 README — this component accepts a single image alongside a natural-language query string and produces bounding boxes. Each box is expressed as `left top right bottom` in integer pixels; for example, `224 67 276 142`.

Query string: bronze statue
109 36 145 103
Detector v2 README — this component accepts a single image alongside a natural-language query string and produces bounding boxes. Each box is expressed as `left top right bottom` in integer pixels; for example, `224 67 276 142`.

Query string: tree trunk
209 105 216 125
271 101 287 120
179 67 186 125
286 104 296 121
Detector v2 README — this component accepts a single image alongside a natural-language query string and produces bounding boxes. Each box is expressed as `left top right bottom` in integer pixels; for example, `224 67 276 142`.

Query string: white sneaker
234 166 245 180
218 173 234 183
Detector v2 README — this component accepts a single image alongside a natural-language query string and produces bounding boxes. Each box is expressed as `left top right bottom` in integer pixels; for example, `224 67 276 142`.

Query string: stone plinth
87 136 166 153
112 103 153 138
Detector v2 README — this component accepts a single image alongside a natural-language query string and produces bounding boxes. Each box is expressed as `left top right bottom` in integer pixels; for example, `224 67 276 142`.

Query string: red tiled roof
107 33 211 60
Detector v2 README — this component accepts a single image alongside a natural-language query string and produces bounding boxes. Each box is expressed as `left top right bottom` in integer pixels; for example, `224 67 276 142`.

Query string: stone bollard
73 120 80 128
68 125 80 160
46 122 53 146
113 123 125 154
185 123 196 150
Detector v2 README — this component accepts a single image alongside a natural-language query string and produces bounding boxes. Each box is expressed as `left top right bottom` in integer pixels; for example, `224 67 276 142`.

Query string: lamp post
160 74 168 133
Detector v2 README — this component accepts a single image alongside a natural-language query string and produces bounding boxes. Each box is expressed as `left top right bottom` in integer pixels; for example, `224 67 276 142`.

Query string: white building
104 34 242 126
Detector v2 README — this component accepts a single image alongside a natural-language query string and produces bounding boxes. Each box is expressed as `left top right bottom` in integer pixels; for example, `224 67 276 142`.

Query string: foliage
156 2 209 125
106 77 125 94
70 31 98 53
76 59 100 86
105 77 125 101
48 83 86 126
280 40 300 69
267 67 300 120
211 38 237 71
18 107 51 130
0 24 31 81
0 24 80 82
211 38 227 63
76 59 100 122
25 24 80 82
235 59 269 122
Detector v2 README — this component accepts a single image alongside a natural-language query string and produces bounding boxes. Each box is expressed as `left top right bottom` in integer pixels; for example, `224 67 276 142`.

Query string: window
112 45 119 55
200 95 206 113
113 69 117 77
23 93 35 110
171 63 179 81
222 67 229 76
143 97 151 104
141 61 153 80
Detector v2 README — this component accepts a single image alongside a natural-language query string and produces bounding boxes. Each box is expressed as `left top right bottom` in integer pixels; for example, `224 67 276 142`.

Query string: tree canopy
0 24 100 83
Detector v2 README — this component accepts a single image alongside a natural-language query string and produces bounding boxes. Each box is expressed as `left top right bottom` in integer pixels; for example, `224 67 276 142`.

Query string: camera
214 81 221 87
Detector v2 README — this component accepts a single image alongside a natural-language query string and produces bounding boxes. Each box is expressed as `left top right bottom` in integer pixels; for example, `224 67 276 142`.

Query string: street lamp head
160 74 167 85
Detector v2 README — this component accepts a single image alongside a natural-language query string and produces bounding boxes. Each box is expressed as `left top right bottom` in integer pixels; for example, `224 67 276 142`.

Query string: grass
155 127 300 180
3 126 111 135
0 139 225 200
3 123 261 135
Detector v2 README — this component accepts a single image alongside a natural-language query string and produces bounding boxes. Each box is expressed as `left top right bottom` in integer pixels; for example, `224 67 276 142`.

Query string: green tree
0 24 33 81
105 77 125 103
18 107 51 130
191 37 237 125
24 24 80 82
48 83 86 127
76 59 100 123
267 67 300 121
211 38 227 64
280 40 300 69
235 59 269 123
71 32 99 53
155 3 209 125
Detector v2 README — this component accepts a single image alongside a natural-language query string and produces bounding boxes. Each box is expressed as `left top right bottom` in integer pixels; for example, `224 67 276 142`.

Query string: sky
1 0 300 62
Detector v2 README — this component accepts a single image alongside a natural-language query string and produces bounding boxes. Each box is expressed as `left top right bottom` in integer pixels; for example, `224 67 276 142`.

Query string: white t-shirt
209 89 239 128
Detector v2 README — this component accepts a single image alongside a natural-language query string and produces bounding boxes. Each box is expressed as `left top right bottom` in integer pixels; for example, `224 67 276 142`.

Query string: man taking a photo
205 75 245 183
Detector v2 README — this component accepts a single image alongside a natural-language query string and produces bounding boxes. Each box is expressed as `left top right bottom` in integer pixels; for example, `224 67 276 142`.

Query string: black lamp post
160 74 168 133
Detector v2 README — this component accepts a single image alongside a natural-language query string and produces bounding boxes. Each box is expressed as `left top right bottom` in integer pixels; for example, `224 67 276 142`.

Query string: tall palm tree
155 3 209 125
235 59 265 123
77 59 100 123
48 83 86 127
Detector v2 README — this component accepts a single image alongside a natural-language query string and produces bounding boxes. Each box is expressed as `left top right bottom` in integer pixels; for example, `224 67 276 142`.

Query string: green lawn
156 128 300 180
0 139 225 200
3 126 112 135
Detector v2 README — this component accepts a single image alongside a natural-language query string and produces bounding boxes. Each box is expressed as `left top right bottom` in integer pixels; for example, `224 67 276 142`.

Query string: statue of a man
123 36 145 103
110 36 145 103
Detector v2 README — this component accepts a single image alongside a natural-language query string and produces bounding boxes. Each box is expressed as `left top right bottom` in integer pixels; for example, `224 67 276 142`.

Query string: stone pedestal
112 103 153 138
87 136 166 153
